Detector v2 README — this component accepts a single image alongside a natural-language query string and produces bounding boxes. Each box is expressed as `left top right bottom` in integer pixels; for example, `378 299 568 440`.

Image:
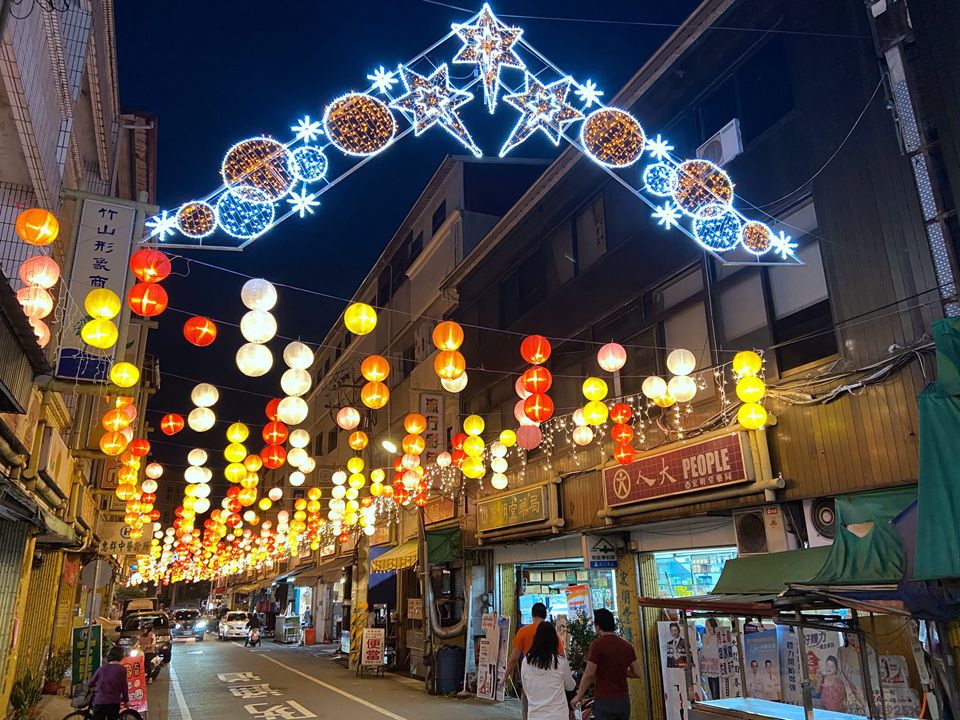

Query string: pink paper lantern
516 425 543 450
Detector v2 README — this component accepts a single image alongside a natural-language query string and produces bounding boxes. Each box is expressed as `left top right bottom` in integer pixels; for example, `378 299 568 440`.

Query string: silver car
218 611 249 640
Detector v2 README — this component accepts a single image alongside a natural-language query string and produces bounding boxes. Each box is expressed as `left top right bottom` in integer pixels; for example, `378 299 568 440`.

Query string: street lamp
381 439 398 454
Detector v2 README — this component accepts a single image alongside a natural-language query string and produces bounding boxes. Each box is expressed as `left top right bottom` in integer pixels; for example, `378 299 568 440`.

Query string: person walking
504 603 565 720
88 646 129 720
520 622 576 720
572 609 641 720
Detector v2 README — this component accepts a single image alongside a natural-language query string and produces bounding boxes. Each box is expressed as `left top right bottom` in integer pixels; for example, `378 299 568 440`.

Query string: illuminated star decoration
291 116 322 143
652 201 682 230
574 80 604 108
389 64 481 158
499 72 584 156
452 3 525 114
647 134 675 161
367 66 398 95
287 187 320 218
771 230 797 259
145 210 178 241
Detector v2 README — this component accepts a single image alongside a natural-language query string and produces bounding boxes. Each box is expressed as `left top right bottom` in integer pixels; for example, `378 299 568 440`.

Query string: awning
372 540 418 573
0 479 43 527
426 528 462 564
712 546 831 595
295 555 351 585
232 581 258 594
636 593 780 616
275 567 305 583
35 510 78 546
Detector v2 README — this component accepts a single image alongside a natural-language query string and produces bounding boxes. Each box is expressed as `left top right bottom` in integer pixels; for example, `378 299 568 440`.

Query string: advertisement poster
714 627 742 699
495 615 511 701
121 655 148 713
779 626 842 710
556 614 568 654
564 584 592 620
361 628 385 667
658 621 702 720
743 628 782 701
71 625 102 683
476 638 494 700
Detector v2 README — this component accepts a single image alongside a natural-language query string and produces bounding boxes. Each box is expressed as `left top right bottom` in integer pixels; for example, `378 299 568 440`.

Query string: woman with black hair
520 621 576 720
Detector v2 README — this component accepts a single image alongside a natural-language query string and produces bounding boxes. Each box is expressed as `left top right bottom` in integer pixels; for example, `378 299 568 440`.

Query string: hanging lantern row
14 208 60 348
237 278 277 377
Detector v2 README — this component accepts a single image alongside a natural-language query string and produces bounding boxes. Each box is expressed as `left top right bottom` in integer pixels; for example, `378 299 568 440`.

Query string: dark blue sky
114 1 701 482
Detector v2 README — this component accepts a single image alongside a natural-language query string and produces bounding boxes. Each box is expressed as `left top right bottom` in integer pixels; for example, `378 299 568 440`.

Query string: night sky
114 1 701 505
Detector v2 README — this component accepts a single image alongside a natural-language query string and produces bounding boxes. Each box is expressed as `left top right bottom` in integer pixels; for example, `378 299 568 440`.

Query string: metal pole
795 622 815 720
869 613 888 720
851 611 881 720
635 554 654 720
680 610 696 706
81 560 104 683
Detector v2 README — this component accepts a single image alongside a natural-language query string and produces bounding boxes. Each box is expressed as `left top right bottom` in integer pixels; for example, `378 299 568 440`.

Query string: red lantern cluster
128 248 171 317
520 335 553 427
610 402 636 465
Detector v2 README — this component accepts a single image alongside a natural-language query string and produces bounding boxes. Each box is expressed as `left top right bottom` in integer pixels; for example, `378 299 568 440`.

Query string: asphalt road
162 635 519 720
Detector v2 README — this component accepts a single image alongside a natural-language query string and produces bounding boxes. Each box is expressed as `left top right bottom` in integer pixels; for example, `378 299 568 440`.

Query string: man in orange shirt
504 603 564 720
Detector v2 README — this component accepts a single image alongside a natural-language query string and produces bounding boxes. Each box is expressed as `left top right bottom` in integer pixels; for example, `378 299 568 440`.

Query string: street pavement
162 635 519 720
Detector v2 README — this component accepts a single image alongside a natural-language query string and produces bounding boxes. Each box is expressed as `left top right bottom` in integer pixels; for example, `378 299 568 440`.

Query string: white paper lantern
268 487 283 502
441 372 468 393
298 457 316 474
145 463 164 479
597 342 627 372
287 447 308 468
191 383 219 408
363 524 376 537
187 407 216 432
490 457 508 474
277 396 308 425
642 375 668 400
436 452 452 468
490 441 507 458
236 342 273 377
515 376 531 399
572 425 594 446
666 348 697 376
202 467 213 482
332 471 347 486
193 483 211 498
668 374 698 403
491 473 509 490
288 429 310 449
283 341 314 370
331 485 346 500
289 471 305 487
184 465 206 484
141 479 158 494
241 278 278 311
240 310 277 344
187 448 208 466
193 497 211 514
280 368 311 397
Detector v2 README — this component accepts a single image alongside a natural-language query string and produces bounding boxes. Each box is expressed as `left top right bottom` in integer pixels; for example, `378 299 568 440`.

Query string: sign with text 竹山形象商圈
602 432 754 508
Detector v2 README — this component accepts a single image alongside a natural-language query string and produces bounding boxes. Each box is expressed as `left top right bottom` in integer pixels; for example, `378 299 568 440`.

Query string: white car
219 611 250 640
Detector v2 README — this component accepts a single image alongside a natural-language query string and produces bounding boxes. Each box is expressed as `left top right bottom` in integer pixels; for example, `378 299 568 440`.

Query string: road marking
169 663 193 720
258 654 409 720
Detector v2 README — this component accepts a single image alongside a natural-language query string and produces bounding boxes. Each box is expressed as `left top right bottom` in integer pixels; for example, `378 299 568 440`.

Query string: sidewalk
37 692 73 720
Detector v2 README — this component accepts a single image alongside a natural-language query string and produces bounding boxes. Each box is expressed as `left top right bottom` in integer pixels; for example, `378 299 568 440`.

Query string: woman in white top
520 621 576 720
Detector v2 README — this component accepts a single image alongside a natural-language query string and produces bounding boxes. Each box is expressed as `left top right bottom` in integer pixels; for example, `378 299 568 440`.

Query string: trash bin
304 627 315 645
435 645 465 695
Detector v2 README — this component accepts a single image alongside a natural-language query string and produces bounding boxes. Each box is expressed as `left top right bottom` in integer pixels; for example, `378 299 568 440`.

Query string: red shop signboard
602 432 755 508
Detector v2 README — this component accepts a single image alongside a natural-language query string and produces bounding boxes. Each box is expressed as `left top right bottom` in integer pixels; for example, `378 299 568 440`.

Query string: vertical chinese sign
419 393 444 465
56 199 136 380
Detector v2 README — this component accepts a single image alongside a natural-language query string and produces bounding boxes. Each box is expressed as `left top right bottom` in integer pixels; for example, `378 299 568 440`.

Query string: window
409 232 424 263
327 428 338 454
432 200 446 233
499 247 546 326
663 301 711 373
654 547 738 598
401 344 416 379
720 272 767 342
574 196 606 272
547 221 575 286
377 266 393 306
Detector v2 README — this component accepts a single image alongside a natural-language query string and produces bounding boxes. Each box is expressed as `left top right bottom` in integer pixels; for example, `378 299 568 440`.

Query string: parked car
218 611 249 641
171 608 207 641
116 611 172 662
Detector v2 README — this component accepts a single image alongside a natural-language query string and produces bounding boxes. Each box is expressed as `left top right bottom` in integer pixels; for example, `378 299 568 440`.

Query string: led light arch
144 3 800 266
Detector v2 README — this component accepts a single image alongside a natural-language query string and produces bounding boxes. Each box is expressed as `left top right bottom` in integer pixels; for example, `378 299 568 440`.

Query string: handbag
71 680 94 709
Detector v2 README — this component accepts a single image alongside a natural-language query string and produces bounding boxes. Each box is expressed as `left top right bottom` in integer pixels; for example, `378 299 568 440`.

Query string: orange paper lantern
610 403 633 425
432 321 464 351
434 350 466 380
100 431 128 456
129 438 150 457
611 423 634 445
160 413 184 435
15 208 59 246
265 398 282 421
360 381 389 410
401 434 426 455
404 413 427 435
129 248 172 283
261 445 286 469
520 366 552 394
183 316 217 346
520 335 551 365
614 443 636 465
360 354 390 382
349 431 369 451
128 282 168 317
262 421 288 445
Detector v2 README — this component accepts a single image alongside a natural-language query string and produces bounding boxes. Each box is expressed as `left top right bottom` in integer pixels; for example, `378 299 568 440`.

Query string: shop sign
477 486 547 532
423 497 455 525
361 628 385 666
602 432 753 508
407 598 424 620
56 199 136 380
121 655 148 713
71 624 102 683
98 522 151 556
582 534 618 569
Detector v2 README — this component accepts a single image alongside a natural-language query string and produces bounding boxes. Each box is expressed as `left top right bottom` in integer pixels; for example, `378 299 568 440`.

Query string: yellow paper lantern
463 436 485 458
109 362 140 388
307 487 322 501
463 415 485 436
461 456 485 479
738 402 768 429
224 463 248 483
370 482 383 497
344 302 377 335
81 318 118 349
583 400 609 426
227 422 249 442
582 377 608 402
736 376 766 403
258 497 272 511
347 456 364 474
733 351 763 378
84 288 122 319
499 429 516 447
224 442 247 463
348 473 366 490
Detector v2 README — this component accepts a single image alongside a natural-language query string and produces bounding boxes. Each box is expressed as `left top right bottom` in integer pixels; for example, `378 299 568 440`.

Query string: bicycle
63 703 143 720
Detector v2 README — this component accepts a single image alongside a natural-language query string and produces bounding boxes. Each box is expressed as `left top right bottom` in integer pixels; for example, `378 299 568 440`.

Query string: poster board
564 584 592 620
361 628 385 667
658 620 702 720
743 628 782 701
71 625 102 683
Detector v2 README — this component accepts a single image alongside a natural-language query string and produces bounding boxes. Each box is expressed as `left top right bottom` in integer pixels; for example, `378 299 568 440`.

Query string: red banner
121 656 148 713
602 432 753 508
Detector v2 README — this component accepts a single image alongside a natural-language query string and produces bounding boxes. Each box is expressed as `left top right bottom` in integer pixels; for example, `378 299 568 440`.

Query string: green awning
426 528 461 564
712 546 831 595
371 540 418 573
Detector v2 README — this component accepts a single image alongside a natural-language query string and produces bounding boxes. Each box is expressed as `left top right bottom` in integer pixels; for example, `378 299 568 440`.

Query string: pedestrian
88 646 129 720
504 603 565 720
572 609 641 720
520 622 575 720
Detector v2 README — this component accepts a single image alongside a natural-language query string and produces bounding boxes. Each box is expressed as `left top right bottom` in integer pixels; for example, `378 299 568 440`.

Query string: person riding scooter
138 622 161 683
244 612 263 647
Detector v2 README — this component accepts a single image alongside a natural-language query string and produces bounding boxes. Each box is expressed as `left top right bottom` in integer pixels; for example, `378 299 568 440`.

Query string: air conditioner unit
803 498 837 547
733 506 796 555
697 118 743 167
38 426 73 499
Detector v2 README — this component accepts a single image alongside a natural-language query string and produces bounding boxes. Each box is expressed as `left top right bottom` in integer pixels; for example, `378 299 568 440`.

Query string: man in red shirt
572 609 641 720
504 603 564 720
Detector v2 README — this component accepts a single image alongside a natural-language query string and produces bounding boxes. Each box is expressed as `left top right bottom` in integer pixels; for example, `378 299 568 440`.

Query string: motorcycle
247 626 261 647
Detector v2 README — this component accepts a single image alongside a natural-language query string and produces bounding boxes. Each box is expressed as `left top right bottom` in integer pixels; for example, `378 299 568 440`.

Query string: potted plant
9 669 44 720
566 612 598 678
43 651 71 694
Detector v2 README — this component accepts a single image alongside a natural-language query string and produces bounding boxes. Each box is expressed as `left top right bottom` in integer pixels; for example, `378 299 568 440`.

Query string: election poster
743 628 782 701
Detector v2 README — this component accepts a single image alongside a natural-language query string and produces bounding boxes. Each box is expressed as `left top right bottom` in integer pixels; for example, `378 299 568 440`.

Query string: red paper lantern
614 443 636 465
451 449 466 468
261 445 286 469
520 335 551 365
183 316 218 346
610 403 633 425
160 413 184 435
611 423 634 445
129 438 150 457
265 398 282 421
451 432 467 451
520 366 553 394
523 393 555 423
130 248 172 284
128 282 168 317
149 509 161 521
262 421 288 445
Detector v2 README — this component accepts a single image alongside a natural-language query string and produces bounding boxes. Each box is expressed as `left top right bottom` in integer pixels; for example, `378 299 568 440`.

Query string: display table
690 698 866 720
